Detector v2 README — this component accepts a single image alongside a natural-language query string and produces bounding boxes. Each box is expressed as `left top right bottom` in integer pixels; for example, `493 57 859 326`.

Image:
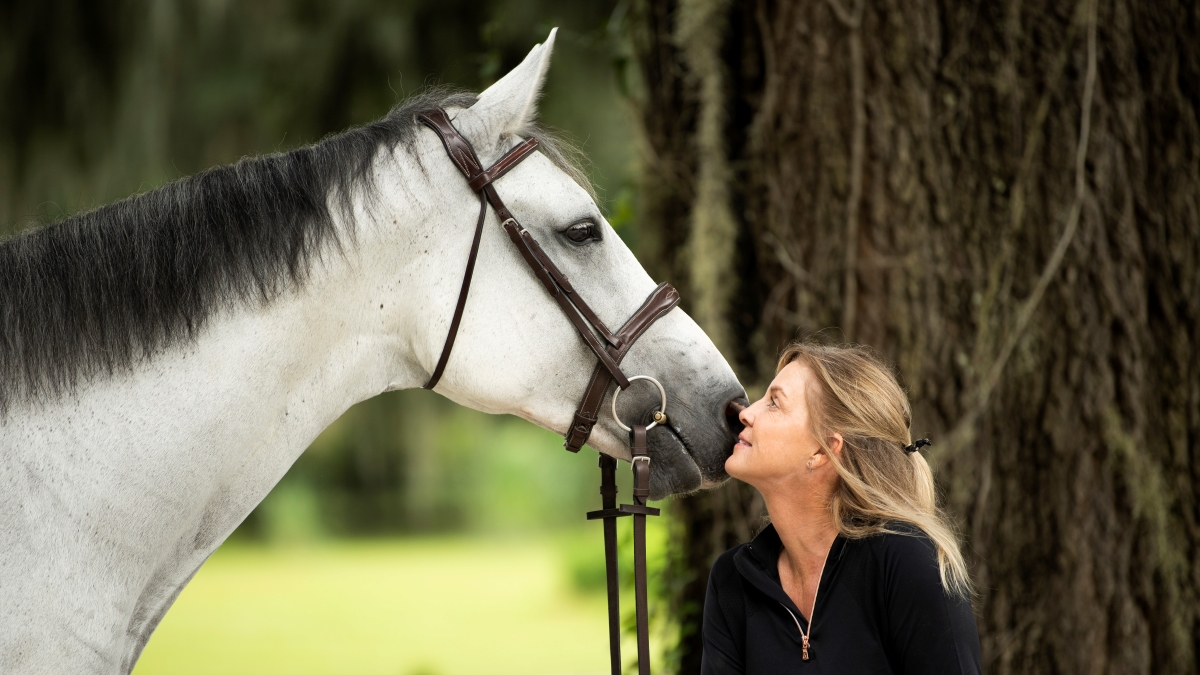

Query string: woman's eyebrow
768 385 788 400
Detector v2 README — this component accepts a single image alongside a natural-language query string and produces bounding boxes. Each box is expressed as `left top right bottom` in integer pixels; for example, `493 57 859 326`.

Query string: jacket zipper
781 546 831 661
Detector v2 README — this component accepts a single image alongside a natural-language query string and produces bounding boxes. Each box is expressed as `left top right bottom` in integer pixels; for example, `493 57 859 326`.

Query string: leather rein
418 107 677 675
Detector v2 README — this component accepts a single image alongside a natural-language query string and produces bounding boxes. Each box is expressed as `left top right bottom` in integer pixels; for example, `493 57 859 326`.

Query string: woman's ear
809 434 842 473
827 432 844 458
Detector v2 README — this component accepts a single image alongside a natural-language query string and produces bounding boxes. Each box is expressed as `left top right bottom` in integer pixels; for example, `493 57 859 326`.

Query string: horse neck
84 149 453 521
0 148 458 670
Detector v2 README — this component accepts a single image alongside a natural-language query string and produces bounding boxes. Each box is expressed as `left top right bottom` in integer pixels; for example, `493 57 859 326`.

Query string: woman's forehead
772 361 815 399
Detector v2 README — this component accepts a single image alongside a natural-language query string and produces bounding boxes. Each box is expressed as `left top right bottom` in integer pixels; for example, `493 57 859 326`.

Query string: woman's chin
726 446 774 487
724 447 750 480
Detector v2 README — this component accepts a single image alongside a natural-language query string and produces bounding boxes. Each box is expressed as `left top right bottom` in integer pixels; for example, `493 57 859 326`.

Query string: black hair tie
904 438 932 454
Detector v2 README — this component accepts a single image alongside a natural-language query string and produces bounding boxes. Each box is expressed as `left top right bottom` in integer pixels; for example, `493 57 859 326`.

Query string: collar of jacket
733 523 848 632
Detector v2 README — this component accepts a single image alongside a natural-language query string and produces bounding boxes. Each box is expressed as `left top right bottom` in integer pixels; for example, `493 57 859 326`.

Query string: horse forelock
0 87 593 415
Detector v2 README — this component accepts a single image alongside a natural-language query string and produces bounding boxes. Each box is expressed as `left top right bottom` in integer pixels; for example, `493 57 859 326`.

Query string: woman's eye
564 221 599 243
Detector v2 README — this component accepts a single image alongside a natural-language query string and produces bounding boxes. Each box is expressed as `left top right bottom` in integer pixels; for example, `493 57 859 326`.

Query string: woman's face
726 361 824 487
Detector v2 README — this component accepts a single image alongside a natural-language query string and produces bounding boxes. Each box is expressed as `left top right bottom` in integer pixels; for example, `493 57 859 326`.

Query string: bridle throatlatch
418 107 676 675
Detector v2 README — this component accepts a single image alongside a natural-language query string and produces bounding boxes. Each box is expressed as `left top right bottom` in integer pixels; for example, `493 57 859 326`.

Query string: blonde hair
778 341 972 597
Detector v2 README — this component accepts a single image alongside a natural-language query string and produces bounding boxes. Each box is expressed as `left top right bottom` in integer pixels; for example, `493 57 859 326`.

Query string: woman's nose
737 401 752 428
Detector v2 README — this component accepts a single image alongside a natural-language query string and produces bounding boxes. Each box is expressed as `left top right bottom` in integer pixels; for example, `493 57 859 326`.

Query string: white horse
0 30 744 674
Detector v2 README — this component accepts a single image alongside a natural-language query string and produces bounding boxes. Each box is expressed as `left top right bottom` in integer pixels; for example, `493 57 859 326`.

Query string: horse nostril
725 398 747 434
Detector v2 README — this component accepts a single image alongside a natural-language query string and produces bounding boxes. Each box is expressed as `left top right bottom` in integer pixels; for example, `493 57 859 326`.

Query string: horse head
391 30 746 498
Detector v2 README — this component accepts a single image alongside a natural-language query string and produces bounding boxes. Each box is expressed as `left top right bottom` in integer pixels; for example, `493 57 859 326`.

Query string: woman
702 342 981 673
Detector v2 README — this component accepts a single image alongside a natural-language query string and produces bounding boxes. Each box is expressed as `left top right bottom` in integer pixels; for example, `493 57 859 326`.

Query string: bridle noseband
418 107 676 675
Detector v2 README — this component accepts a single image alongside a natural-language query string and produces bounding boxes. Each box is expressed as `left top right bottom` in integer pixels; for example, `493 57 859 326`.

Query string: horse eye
564 221 599 244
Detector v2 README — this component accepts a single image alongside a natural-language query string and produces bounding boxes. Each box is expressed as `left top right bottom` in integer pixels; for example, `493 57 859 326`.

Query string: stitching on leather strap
563 283 680 451
468 138 540 192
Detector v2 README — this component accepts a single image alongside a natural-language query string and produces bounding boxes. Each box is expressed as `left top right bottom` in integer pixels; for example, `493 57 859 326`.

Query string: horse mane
0 88 591 414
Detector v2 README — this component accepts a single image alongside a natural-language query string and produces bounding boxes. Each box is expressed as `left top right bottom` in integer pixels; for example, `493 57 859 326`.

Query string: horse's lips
646 422 705 500
672 419 733 480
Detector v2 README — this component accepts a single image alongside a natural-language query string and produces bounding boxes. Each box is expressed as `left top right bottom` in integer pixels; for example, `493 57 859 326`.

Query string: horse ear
455 28 556 150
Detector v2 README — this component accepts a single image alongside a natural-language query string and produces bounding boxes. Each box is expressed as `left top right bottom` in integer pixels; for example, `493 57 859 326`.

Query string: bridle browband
418 107 677 675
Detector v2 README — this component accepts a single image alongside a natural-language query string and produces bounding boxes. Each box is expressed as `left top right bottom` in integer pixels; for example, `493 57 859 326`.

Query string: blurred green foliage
2 0 647 539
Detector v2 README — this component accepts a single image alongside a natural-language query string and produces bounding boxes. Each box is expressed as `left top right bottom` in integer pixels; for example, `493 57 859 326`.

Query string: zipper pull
802 634 810 661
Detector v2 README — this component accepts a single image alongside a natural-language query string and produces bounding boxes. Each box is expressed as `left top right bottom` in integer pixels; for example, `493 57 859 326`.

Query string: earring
806 459 814 472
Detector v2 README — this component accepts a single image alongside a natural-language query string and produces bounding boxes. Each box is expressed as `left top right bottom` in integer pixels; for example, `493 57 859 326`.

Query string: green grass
133 536 614 675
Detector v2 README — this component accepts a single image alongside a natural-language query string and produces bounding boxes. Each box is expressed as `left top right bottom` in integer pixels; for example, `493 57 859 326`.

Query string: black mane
0 88 588 414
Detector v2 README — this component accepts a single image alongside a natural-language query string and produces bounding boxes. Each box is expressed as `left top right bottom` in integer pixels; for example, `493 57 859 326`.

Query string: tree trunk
628 0 1200 672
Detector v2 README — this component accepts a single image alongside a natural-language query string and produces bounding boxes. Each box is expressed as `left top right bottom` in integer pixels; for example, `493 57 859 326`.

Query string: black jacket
702 523 981 674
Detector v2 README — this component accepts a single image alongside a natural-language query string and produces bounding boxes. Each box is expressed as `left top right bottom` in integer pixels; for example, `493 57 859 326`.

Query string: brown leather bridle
418 107 677 675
